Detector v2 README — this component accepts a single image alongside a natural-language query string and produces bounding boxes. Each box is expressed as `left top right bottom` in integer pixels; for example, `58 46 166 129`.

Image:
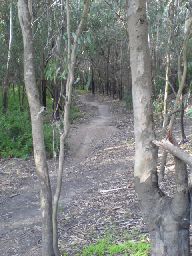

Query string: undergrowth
62 232 150 256
79 238 150 256
0 88 82 159
69 104 83 123
0 110 32 158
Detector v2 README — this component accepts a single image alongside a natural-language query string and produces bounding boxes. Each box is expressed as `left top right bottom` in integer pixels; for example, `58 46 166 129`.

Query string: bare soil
3 93 188 255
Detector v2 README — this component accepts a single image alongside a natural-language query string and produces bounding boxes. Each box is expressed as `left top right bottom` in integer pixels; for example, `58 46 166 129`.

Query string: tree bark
180 94 186 143
159 16 192 178
105 45 110 95
127 1 190 255
91 67 95 94
119 40 123 100
52 1 91 255
18 1 54 255
153 139 192 167
2 2 13 113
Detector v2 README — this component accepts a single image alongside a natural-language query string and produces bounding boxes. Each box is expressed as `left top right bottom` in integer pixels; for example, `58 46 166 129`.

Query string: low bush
0 89 81 159
0 110 32 158
0 109 56 159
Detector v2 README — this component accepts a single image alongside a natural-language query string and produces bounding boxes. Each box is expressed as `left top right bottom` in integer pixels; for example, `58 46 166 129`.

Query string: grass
80 239 150 256
62 233 150 256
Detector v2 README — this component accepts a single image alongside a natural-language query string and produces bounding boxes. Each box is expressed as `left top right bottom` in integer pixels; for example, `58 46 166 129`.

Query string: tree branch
153 139 192 167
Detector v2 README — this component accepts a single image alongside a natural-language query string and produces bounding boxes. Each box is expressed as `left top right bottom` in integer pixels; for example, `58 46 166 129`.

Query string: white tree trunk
2 2 13 113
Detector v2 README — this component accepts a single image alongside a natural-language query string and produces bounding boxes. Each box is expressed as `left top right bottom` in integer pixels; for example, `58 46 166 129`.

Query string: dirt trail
57 95 118 225
1 94 137 256
69 95 116 161
2 94 192 255
2 93 192 255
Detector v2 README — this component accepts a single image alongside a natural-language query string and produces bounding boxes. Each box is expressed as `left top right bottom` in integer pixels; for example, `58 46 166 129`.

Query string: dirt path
69 94 116 161
0 94 142 256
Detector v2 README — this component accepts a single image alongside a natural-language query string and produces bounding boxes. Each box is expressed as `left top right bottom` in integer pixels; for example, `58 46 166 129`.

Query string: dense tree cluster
1 1 192 110
1 0 192 255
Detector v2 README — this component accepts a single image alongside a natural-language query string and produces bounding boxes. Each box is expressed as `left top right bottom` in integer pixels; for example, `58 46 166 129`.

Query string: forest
1 0 192 255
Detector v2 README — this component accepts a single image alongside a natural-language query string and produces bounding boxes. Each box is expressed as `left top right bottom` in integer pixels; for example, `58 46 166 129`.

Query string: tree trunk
127 1 190 255
159 14 192 179
39 53 47 108
41 79 47 108
163 52 170 128
91 67 95 94
52 1 91 255
119 40 123 100
2 2 13 113
18 1 55 255
105 45 110 95
180 94 186 143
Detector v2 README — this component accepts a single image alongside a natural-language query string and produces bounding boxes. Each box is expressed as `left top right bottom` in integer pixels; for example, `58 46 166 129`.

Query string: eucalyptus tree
18 1 91 256
147 1 192 179
52 1 91 254
148 0 188 94
0 0 23 111
148 1 192 152
128 0 191 255
18 1 55 254
76 0 131 99
2 1 13 113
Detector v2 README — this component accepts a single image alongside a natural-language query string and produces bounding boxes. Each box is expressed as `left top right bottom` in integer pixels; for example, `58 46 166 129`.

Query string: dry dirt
2 93 189 255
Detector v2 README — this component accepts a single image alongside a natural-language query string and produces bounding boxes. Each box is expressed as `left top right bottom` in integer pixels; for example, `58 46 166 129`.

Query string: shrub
0 110 33 158
0 88 81 158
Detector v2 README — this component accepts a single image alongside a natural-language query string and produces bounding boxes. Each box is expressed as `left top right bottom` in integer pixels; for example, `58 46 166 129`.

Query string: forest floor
0 92 191 255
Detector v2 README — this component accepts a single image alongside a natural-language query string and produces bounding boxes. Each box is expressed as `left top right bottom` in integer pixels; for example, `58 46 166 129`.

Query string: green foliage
0 110 57 159
153 92 164 114
186 107 192 118
62 235 150 256
81 238 109 256
45 60 59 82
0 88 83 158
69 104 83 123
80 239 150 256
154 78 165 96
44 123 59 158
62 228 150 256
0 110 33 158
0 89 55 158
